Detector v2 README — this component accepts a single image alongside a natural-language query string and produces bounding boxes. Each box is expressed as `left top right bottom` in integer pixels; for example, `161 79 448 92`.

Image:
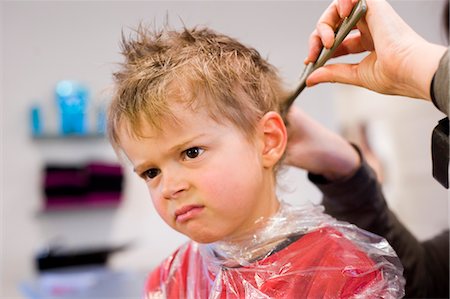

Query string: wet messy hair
108 25 289 150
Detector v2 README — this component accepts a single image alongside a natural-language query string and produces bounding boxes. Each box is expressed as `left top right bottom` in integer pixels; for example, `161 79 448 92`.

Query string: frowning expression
118 103 280 243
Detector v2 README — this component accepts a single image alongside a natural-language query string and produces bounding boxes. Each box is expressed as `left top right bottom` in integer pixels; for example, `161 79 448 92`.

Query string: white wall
1 1 448 298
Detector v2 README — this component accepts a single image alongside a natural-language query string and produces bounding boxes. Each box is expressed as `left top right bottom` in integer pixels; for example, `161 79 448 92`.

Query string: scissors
280 0 367 118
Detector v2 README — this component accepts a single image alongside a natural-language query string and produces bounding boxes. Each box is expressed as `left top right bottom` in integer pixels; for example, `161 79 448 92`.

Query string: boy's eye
183 147 204 160
143 168 160 180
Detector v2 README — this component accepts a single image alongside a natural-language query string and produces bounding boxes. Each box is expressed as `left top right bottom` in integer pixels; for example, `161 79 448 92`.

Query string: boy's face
118 102 280 244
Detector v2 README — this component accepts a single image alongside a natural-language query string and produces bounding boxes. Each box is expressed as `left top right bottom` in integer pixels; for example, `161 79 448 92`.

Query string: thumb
306 63 361 87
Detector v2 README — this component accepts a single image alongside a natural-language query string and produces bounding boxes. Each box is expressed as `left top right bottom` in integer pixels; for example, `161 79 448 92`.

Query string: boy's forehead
120 102 208 138
115 81 256 146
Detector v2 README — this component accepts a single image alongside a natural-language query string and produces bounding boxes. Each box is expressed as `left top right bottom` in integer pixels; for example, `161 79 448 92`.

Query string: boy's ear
259 111 287 168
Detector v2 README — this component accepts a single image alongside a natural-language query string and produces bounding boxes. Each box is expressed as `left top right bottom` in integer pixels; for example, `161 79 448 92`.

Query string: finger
318 1 342 28
306 63 361 87
355 17 375 51
317 22 336 49
305 1 347 63
338 0 359 18
305 30 323 64
309 1 343 53
309 30 367 63
331 32 367 57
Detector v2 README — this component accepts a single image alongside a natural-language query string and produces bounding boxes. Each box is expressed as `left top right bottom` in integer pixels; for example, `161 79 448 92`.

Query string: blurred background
1 1 448 298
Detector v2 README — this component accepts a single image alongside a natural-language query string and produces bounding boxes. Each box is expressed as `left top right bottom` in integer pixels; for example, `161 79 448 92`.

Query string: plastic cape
146 202 405 298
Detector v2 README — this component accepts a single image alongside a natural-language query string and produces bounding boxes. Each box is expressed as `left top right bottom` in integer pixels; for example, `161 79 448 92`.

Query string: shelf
37 201 120 216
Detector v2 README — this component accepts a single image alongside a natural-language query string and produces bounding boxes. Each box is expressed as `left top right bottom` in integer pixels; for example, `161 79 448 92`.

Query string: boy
107 26 404 298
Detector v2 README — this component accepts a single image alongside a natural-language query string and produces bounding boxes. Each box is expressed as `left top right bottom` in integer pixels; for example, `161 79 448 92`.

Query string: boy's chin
179 227 230 244
186 232 222 244
174 223 248 244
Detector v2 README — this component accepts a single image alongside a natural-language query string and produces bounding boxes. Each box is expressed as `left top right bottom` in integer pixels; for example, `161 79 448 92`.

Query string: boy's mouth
175 204 204 223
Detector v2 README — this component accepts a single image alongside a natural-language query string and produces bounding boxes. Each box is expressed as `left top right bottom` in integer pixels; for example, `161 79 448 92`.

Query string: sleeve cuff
431 48 449 116
308 144 381 211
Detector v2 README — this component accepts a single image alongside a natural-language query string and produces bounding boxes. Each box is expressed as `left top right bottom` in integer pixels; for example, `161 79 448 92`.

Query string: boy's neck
202 200 292 266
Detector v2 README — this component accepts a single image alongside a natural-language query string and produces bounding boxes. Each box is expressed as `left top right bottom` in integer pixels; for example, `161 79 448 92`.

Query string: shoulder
289 226 377 266
247 226 390 297
271 226 385 296
265 225 383 284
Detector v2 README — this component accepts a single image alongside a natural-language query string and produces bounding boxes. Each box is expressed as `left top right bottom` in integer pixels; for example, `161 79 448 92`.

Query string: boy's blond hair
108 25 288 149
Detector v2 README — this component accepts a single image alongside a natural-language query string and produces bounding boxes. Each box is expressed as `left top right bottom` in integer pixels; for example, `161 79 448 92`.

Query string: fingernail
337 2 344 18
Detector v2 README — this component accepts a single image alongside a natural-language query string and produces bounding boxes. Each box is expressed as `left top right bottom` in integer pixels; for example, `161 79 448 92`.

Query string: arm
285 107 449 298
308 150 427 297
310 151 449 298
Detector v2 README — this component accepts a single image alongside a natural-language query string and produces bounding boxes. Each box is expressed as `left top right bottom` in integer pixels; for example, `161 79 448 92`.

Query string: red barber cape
146 227 385 298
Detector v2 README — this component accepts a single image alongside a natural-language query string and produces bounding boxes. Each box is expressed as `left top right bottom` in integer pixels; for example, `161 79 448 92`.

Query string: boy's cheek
149 192 168 220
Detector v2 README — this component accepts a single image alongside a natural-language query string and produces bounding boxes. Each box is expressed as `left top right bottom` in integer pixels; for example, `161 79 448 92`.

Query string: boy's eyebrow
167 133 208 153
167 132 206 153
133 132 209 174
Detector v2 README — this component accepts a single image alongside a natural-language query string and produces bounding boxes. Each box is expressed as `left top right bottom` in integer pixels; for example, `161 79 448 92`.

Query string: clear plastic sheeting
146 202 405 298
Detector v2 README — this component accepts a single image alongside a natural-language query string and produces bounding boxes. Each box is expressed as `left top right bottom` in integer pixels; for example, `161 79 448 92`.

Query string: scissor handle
280 0 367 118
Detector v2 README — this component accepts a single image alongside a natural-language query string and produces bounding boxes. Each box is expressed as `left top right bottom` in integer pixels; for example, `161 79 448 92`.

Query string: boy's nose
160 172 189 200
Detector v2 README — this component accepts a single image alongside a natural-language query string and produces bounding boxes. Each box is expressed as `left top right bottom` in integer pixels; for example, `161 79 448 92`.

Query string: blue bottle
30 104 42 136
56 80 89 135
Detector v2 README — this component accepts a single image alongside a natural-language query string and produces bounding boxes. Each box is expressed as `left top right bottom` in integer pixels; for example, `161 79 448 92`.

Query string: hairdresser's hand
285 107 360 181
305 0 447 101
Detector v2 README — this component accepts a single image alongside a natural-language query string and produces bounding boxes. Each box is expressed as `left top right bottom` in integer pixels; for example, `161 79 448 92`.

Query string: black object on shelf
35 244 128 271
43 161 124 211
